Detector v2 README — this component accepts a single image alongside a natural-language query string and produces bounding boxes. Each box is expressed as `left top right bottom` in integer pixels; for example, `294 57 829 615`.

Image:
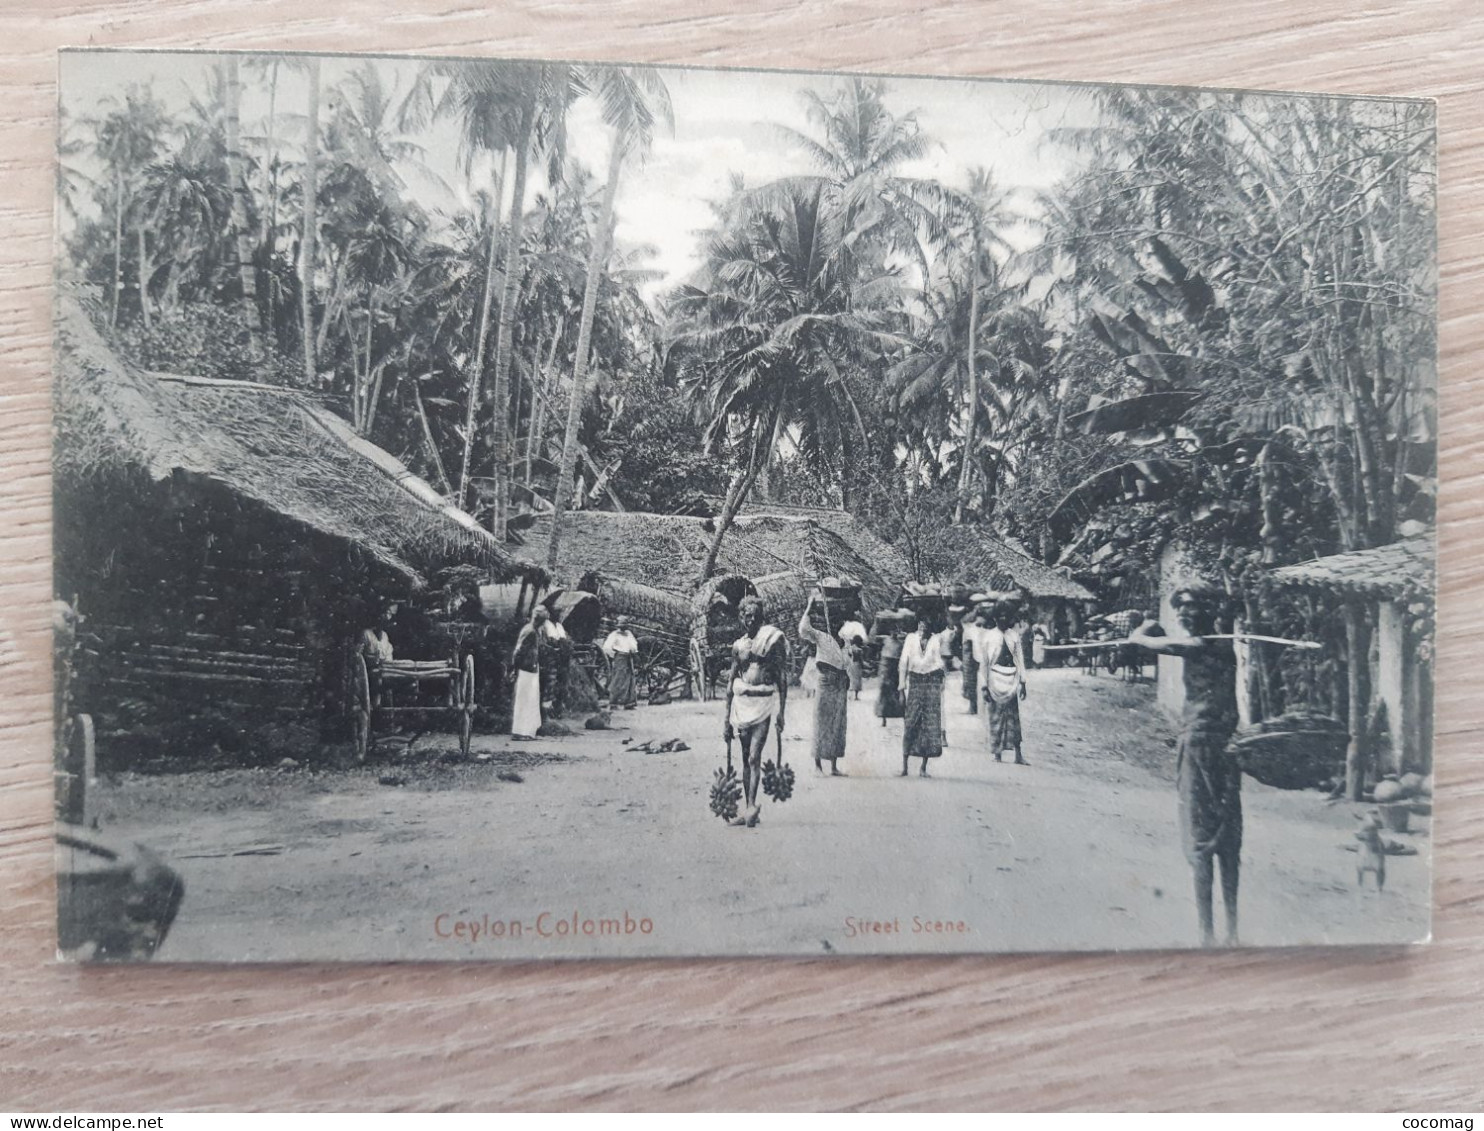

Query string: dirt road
94 667 1430 960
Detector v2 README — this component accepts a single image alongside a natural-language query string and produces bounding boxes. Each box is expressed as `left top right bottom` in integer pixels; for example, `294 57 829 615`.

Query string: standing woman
898 617 946 777
875 618 907 727
798 595 850 776
602 615 640 710
510 606 548 739
838 613 868 700
980 601 1029 764
960 600 989 715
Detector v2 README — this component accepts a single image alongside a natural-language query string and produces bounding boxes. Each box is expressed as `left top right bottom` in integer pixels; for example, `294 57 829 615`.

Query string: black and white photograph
52 48 1437 960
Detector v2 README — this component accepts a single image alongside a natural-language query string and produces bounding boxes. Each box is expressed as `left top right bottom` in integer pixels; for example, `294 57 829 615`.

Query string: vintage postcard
52 49 1436 960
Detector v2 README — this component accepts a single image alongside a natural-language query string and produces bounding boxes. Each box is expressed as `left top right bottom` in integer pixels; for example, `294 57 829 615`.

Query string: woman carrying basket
898 617 947 777
798 594 852 777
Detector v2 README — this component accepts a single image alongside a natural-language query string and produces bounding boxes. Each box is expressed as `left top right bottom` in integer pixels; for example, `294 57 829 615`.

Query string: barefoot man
724 596 789 828
1131 583 1242 946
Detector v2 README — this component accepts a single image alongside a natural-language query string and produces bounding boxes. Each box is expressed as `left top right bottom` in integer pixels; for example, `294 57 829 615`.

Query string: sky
59 49 1102 297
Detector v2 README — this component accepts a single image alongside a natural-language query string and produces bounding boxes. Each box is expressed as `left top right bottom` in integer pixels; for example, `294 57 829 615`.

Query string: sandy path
94 668 1430 960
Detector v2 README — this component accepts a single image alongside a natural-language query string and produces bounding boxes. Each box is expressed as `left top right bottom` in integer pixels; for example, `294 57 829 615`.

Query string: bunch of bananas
761 759 795 803
709 764 742 821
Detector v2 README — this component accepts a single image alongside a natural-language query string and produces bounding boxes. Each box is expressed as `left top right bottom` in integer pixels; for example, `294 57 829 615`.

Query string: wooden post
1343 600 1368 801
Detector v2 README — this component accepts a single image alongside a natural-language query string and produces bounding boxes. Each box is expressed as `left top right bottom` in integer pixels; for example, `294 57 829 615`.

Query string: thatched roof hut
921 524 1093 603
56 297 540 590
735 502 914 583
54 298 541 763
523 510 908 617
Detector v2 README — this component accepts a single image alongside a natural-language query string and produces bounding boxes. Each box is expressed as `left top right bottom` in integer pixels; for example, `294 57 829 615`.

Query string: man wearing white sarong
510 607 548 739
723 597 789 828
979 601 1029 764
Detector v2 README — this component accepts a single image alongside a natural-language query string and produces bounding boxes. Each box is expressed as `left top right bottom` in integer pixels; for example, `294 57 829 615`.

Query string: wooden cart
574 573 698 703
349 646 476 763
690 574 759 701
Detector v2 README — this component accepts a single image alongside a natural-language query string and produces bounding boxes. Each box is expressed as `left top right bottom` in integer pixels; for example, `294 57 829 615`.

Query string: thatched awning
55 297 543 589
1268 536 1434 601
576 571 694 640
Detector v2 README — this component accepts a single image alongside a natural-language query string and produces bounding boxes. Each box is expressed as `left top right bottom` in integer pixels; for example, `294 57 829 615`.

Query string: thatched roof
55 298 542 588
924 524 1094 602
734 502 915 582
524 509 910 614
1268 535 1434 600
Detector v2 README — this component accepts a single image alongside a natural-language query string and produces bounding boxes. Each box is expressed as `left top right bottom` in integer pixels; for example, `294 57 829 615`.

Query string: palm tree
56 107 95 225
223 56 262 345
403 60 581 531
137 153 231 312
888 167 1024 521
669 181 905 580
769 76 936 288
546 64 672 570
90 85 168 328
300 57 322 385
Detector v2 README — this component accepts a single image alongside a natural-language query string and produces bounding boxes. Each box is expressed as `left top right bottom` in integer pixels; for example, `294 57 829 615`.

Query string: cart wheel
459 654 476 758
352 653 372 764
690 637 709 701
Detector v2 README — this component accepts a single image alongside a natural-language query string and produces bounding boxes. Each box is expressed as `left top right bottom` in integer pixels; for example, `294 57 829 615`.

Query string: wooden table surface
2 0 1481 1112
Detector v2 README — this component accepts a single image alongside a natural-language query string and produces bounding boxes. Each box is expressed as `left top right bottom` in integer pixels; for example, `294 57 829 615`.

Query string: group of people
721 594 1034 805
509 607 643 740
721 582 1245 946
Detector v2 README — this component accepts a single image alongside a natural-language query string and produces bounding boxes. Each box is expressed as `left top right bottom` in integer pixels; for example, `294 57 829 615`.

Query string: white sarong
987 664 1020 703
512 669 542 737
729 682 779 729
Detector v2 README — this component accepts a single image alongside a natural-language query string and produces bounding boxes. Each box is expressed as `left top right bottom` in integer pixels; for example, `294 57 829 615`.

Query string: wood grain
3 0 1482 1112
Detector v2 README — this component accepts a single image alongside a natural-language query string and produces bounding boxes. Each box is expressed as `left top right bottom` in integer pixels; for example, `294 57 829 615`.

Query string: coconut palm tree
137 152 231 312
669 181 906 580
403 60 583 533
223 56 262 345
545 64 672 570
90 85 168 328
301 56 321 386
768 76 938 290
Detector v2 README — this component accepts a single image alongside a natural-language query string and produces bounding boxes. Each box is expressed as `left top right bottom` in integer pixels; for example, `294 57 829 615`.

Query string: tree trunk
299 58 320 386
261 59 281 332
317 252 347 358
456 152 507 511
136 223 152 331
489 107 535 539
526 322 562 487
110 170 124 329
547 130 624 571
357 294 376 433
223 56 262 348
412 381 452 496
1343 600 1370 800
701 420 771 582
954 219 982 525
